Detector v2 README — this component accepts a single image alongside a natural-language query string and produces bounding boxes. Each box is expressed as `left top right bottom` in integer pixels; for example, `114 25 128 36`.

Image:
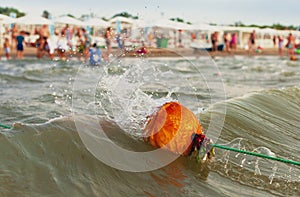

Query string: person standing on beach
3 37 11 59
286 33 295 56
230 32 237 50
37 25 51 58
248 30 256 54
40 25 50 41
11 24 18 50
223 32 230 53
104 27 113 61
178 29 183 48
272 35 277 48
82 28 91 60
211 32 218 52
16 31 25 59
278 35 283 57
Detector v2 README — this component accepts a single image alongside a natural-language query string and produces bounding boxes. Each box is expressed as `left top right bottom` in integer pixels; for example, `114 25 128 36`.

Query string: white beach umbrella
173 21 194 31
131 18 145 27
15 14 53 25
84 18 110 27
152 19 176 29
0 14 16 24
109 16 133 24
54 16 84 26
191 22 220 32
150 19 194 30
0 14 10 20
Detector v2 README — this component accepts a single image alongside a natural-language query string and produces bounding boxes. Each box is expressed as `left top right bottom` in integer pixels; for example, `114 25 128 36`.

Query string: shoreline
0 46 294 60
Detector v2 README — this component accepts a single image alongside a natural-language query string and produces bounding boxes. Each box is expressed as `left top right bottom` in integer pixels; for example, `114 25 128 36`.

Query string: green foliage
170 17 192 25
111 11 138 19
42 10 50 19
0 6 25 17
233 21 296 30
101 17 108 21
67 14 75 18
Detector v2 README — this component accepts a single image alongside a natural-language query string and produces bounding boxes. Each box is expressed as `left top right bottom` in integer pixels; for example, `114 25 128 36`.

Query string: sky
1 0 300 26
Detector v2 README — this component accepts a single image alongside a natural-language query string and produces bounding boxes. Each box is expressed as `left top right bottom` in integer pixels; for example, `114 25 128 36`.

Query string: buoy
290 55 297 61
143 101 203 155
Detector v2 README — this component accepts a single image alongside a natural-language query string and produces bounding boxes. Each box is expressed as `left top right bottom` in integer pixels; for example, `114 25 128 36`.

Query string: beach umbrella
54 16 84 26
109 16 133 24
191 22 220 32
149 19 194 31
151 18 176 29
14 14 53 25
0 14 16 24
132 18 149 28
83 18 110 27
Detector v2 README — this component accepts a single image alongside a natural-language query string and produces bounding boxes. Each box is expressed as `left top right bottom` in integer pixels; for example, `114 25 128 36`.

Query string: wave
1 87 300 196
201 87 300 196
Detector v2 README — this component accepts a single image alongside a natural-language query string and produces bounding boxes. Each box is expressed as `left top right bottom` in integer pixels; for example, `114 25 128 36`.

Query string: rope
0 123 12 129
212 143 300 166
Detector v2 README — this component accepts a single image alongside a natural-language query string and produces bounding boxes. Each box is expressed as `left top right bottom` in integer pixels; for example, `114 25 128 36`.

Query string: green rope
0 123 12 129
212 144 300 166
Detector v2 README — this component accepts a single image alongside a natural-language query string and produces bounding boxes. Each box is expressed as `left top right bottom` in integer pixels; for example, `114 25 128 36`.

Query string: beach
0 45 287 60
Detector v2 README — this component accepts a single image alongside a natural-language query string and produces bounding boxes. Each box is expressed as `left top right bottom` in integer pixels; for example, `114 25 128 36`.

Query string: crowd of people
1 23 132 64
1 23 300 62
208 29 299 59
1 24 102 64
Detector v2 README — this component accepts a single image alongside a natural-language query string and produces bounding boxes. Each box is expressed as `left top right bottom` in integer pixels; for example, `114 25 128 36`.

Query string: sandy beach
0 45 286 60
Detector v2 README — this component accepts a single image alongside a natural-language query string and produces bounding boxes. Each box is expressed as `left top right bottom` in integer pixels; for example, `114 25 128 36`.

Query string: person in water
248 30 256 54
104 27 113 61
16 31 25 59
3 37 11 59
89 43 102 65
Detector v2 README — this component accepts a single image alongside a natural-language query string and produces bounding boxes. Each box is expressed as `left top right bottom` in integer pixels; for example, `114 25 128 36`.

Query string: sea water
0 55 299 196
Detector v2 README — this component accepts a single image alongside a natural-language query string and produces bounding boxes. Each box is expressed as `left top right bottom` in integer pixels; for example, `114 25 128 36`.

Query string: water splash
214 138 300 186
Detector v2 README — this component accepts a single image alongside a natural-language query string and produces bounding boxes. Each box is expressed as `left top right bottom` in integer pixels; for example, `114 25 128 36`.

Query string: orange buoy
290 55 297 61
144 101 203 155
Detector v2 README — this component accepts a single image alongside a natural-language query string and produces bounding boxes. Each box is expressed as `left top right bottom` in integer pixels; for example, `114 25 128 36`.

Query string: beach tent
54 16 84 26
14 14 53 25
83 18 110 27
256 28 278 35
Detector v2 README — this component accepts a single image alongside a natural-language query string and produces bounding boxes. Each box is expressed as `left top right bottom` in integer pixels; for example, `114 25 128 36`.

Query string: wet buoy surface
144 101 203 155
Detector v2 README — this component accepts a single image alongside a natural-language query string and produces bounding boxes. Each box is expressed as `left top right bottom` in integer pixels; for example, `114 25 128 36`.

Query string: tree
231 21 296 30
170 17 192 24
0 6 25 17
67 14 75 18
111 11 138 19
102 17 108 21
42 10 50 19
